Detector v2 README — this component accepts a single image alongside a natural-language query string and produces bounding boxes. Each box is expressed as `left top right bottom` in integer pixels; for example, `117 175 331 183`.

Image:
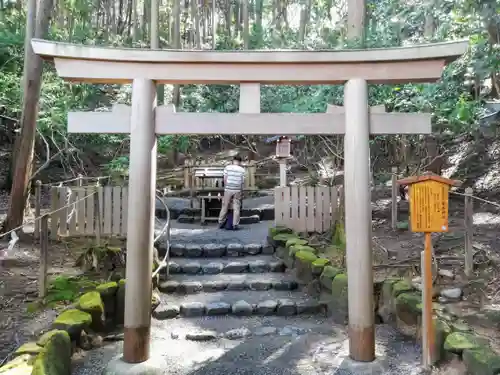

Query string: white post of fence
391 167 398 230
38 215 49 298
95 180 103 246
34 180 42 240
278 159 287 187
464 187 473 277
77 173 83 187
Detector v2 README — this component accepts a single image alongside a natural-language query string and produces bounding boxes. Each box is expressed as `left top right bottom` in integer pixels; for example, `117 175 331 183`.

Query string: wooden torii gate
32 39 468 366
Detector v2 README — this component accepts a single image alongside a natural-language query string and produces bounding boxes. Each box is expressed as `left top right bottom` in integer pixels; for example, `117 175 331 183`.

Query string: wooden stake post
398 173 459 368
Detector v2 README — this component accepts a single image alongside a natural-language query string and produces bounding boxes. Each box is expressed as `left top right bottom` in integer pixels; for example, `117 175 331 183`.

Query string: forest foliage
0 0 499 174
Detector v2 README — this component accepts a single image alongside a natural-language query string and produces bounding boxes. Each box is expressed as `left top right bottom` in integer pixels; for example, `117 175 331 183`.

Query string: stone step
157 206 274 221
161 255 285 276
150 315 337 341
177 215 260 225
158 273 299 294
167 242 274 258
153 290 325 320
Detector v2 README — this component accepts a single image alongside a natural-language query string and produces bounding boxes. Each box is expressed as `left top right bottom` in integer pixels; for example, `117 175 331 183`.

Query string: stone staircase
153 240 326 321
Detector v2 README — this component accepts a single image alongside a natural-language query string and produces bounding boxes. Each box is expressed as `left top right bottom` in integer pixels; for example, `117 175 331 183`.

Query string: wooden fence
49 185 128 239
274 186 341 233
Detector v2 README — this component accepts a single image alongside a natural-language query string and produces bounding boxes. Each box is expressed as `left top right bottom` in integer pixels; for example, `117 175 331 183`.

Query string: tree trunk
131 0 138 42
4 0 53 232
242 0 249 48
172 0 181 108
191 0 201 48
212 0 216 49
347 0 365 45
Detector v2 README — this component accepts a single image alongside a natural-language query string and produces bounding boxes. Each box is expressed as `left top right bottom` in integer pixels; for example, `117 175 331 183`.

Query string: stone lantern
276 136 291 159
275 136 291 186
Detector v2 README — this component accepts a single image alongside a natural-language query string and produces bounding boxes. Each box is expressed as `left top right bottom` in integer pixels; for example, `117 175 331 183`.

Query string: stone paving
73 215 426 375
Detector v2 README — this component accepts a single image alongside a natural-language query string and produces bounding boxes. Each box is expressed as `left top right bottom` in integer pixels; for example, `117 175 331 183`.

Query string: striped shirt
224 164 246 191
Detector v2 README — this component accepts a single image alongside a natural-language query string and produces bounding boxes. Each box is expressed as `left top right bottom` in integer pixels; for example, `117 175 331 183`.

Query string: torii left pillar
123 78 157 363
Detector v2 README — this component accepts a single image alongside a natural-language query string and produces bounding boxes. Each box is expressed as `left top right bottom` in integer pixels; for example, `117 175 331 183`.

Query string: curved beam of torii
31 38 469 366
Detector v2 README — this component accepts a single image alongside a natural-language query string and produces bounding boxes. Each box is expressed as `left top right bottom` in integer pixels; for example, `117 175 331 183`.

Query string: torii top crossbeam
31 39 468 84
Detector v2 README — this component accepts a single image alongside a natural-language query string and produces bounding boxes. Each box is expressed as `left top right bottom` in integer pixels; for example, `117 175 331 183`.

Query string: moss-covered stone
319 266 341 291
37 330 65 347
78 291 105 331
463 345 500 375
32 330 71 375
392 280 414 297
96 281 118 296
116 279 126 325
0 354 34 374
395 292 422 337
285 238 307 248
377 278 402 323
311 258 330 276
52 309 92 339
331 273 348 324
451 321 472 333
272 233 297 247
96 281 118 322
433 319 452 362
295 251 318 263
78 291 104 312
444 332 483 354
294 251 318 283
13 342 43 357
268 226 292 238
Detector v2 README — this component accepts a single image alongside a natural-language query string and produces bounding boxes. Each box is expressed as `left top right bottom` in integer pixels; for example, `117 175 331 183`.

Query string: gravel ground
72 321 425 375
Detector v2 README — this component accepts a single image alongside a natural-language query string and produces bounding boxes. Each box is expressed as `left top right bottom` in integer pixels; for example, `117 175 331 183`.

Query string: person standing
219 155 246 230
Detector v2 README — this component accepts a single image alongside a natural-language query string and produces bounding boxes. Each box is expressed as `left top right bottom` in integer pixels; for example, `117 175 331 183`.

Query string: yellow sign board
409 180 449 233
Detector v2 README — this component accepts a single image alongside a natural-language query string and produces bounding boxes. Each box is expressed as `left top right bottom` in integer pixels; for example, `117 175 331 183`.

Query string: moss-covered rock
77 291 105 331
295 250 318 263
395 292 421 337
96 281 118 296
268 226 292 238
285 238 307 248
272 233 297 247
52 309 92 339
32 330 71 375
13 342 43 357
116 279 126 325
96 281 118 322
377 278 401 323
451 321 472 333
37 330 64 347
433 319 452 362
392 280 414 297
463 345 500 375
319 266 341 291
444 332 483 354
311 258 330 276
294 251 318 283
331 273 348 324
0 354 34 374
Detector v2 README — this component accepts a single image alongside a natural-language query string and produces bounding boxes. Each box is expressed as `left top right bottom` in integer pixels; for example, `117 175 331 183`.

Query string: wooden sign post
397 173 460 368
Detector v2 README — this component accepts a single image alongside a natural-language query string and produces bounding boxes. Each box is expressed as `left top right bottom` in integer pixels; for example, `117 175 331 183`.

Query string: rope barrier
450 190 500 209
39 175 112 187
